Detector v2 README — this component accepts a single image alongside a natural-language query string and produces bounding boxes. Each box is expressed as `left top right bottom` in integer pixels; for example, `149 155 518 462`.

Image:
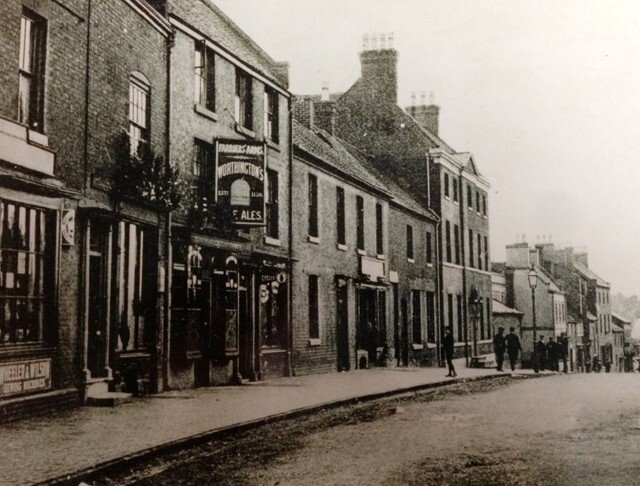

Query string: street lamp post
468 288 481 359
528 269 539 373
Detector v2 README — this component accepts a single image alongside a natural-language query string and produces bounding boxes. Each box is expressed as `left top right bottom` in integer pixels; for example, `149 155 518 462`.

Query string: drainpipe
459 167 470 367
434 217 442 367
162 28 175 392
286 98 294 377
82 0 92 194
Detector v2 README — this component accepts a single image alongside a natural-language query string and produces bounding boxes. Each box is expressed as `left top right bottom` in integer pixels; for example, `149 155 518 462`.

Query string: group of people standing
491 327 522 372
493 327 569 373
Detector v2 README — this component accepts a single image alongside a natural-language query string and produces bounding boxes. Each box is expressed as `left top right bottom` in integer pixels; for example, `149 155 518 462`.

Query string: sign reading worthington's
0 359 52 397
215 140 266 226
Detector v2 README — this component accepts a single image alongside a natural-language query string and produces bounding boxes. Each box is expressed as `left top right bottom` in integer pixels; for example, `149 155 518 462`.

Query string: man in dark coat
493 327 506 371
442 326 456 377
546 336 558 371
505 327 522 371
559 332 569 373
536 336 547 372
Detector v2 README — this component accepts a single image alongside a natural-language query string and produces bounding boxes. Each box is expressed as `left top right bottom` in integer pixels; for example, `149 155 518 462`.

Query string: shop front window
116 221 155 351
0 201 52 345
260 274 287 348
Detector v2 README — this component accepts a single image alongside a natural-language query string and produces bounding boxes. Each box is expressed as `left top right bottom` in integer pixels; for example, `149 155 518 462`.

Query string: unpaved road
96 374 640 485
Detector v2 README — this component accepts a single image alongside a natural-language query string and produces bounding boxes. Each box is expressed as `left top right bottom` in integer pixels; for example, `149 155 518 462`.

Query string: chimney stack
314 83 336 135
360 32 398 104
405 90 440 135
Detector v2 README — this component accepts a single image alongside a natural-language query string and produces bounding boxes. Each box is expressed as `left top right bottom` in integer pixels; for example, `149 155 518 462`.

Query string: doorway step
85 379 132 407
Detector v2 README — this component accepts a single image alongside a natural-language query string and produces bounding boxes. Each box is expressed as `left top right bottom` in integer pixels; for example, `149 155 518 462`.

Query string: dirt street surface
93 374 640 486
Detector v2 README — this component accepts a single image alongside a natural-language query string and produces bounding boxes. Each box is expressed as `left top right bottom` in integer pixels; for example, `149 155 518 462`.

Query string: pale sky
214 0 640 296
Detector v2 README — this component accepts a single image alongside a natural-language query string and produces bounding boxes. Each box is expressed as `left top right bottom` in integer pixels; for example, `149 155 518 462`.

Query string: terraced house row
0 0 492 419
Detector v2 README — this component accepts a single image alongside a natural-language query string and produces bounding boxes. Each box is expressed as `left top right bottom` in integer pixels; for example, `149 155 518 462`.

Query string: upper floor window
336 187 345 245
426 231 433 264
454 224 460 265
194 42 215 112
264 87 279 142
406 224 414 260
445 220 452 263
356 195 364 251
484 235 489 270
129 73 150 155
452 177 459 202
266 169 279 239
476 191 481 213
18 9 47 132
444 173 450 198
193 139 215 211
467 184 473 209
235 68 253 129
482 194 487 216
376 203 384 255
477 233 483 269
308 173 318 238
468 229 474 268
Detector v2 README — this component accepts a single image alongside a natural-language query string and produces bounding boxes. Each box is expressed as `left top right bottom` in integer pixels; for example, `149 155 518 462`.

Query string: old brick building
157 0 293 387
331 34 492 361
0 0 89 417
291 96 439 374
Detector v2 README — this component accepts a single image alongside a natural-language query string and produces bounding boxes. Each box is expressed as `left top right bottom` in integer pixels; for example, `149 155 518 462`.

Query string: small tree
112 132 181 210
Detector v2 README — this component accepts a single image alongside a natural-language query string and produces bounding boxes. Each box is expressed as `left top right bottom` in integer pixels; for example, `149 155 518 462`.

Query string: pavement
0 360 516 486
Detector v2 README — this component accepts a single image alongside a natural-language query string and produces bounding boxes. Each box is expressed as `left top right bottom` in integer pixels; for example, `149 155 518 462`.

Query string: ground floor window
412 290 422 344
260 272 287 348
115 221 155 351
0 200 53 345
426 291 436 343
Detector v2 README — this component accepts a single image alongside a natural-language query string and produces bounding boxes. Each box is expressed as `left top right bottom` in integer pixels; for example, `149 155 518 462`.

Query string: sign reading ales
215 140 266 226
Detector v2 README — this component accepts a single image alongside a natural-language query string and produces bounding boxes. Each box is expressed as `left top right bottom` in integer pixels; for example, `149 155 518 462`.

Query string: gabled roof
534 265 562 293
573 262 610 288
293 120 389 195
612 323 625 333
612 312 632 324
492 300 523 315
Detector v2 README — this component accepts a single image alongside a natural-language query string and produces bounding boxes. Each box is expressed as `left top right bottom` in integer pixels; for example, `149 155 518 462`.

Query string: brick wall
85 0 168 198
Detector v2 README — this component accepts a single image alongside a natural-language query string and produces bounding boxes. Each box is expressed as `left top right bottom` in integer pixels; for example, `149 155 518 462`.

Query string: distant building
612 312 633 371
537 243 613 371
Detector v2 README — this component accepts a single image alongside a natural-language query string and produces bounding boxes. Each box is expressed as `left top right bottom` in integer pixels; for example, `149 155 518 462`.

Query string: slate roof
573 262 610 288
344 144 439 220
293 120 437 221
492 300 523 315
293 120 389 195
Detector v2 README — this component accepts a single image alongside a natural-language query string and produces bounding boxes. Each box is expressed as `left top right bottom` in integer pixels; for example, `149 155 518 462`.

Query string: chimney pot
411 92 416 106
321 83 330 101
363 33 369 51
388 33 395 49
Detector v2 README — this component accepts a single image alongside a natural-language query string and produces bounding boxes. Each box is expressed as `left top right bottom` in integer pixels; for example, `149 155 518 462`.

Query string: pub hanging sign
215 140 266 226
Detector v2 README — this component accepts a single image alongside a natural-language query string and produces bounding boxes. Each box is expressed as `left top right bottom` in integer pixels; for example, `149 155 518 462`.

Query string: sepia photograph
1 0 640 484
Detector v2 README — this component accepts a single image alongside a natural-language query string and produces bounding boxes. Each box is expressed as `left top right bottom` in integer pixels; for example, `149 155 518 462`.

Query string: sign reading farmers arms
215 140 266 226
0 359 52 397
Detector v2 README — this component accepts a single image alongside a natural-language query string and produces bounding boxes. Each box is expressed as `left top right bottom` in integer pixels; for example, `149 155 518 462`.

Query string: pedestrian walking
536 336 546 372
559 332 569 373
505 327 522 371
546 336 558 371
442 326 456 377
493 327 506 371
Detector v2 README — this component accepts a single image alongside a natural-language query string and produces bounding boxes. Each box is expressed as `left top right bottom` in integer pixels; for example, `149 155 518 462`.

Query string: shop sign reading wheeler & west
215 140 266 226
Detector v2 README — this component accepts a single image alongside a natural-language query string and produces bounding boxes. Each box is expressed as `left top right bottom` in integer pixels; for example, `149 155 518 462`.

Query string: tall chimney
360 32 398 104
405 90 440 135
273 62 290 89
293 96 314 129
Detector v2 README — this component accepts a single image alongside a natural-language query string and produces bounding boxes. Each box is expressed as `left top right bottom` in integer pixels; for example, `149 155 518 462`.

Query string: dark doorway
87 220 110 378
357 287 387 367
336 277 350 371
238 272 254 380
400 298 409 366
